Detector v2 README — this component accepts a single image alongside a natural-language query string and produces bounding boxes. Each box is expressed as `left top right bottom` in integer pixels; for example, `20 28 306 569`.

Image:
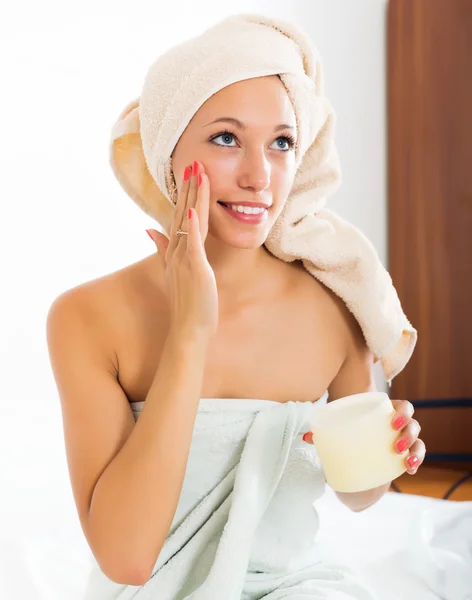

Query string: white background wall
0 1 388 596
296 0 388 392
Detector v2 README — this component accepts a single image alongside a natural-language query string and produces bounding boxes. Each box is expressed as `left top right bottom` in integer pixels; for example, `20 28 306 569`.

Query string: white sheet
1 410 471 599
316 487 472 600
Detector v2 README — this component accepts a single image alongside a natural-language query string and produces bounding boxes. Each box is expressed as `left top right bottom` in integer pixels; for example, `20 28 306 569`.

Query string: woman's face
171 75 298 249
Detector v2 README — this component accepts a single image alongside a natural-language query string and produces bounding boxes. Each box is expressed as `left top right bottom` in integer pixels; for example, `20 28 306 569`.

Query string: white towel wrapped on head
109 12 417 384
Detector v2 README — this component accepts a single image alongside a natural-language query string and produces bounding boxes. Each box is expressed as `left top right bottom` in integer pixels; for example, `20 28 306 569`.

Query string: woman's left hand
302 399 427 475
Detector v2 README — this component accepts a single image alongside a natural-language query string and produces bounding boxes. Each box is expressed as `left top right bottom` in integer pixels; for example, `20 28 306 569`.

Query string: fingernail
145 229 154 242
302 432 310 442
188 208 192 219
396 439 409 453
183 166 191 181
192 160 198 176
407 455 419 470
198 173 202 187
393 416 406 430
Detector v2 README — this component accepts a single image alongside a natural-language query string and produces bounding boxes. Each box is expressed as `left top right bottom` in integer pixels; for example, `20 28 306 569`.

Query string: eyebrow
203 117 294 133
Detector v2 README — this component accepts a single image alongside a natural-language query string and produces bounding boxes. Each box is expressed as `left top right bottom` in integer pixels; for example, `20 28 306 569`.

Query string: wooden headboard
387 0 472 471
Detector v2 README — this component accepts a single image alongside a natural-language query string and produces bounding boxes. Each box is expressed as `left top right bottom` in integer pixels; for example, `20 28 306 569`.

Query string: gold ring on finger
175 228 188 236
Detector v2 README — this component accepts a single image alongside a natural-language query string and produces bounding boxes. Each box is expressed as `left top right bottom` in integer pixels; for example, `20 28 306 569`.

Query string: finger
302 431 314 444
168 164 192 256
186 207 205 259
393 418 421 454
405 438 426 474
174 160 203 258
195 169 210 242
186 160 200 215
391 399 415 430
148 229 169 265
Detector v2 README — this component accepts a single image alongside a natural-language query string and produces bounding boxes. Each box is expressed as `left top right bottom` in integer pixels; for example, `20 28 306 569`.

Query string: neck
150 233 290 314
204 234 279 308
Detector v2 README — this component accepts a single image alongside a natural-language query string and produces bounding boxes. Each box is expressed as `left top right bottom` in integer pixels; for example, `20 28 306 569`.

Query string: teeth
227 204 266 214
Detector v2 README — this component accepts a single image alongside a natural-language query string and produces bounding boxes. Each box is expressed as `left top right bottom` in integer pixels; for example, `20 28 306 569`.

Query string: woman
46 13 425 599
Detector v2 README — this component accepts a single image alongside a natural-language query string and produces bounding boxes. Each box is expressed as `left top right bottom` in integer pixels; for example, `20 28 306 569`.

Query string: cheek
205 158 237 199
273 168 296 201
207 155 237 179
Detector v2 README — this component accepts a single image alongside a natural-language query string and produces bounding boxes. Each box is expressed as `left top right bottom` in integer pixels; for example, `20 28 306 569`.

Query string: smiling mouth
217 201 269 224
217 201 269 211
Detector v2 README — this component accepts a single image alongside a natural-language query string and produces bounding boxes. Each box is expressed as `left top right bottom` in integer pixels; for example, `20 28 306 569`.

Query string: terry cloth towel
83 397 378 599
109 12 417 384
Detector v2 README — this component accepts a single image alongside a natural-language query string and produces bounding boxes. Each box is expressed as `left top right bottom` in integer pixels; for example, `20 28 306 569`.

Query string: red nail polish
192 160 198 176
302 432 310 442
183 166 191 181
393 416 406 430
396 439 409 453
188 208 192 219
198 173 202 187
145 230 153 241
407 455 419 470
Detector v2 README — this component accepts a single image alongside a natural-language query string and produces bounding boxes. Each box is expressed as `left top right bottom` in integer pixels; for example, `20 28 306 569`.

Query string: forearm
87 330 209 584
335 482 391 512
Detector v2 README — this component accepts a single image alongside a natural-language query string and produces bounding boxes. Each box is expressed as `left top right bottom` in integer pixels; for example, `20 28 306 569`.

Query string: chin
208 224 269 249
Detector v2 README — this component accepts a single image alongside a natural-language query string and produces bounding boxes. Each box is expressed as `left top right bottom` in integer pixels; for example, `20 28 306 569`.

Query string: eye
209 130 296 152
211 132 238 147
271 136 295 151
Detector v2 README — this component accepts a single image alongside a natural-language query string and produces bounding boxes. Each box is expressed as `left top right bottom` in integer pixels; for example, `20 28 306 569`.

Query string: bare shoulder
288 261 365 352
47 255 163 358
288 262 376 398
320 282 370 356
46 275 117 368
304 277 376 399
49 254 157 308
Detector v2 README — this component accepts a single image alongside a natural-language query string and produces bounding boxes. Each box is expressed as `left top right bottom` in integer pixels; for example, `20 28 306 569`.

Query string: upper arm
46 290 135 556
327 305 377 402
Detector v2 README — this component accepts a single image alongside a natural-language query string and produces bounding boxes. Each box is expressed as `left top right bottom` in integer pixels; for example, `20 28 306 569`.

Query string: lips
218 201 268 225
219 201 270 209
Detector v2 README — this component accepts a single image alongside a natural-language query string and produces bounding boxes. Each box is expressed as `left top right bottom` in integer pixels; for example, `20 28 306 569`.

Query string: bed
1 408 471 600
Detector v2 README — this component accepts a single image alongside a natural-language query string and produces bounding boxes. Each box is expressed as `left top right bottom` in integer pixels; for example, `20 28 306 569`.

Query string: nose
238 150 271 193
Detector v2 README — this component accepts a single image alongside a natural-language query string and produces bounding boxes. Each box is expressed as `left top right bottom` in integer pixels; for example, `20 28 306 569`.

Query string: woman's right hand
147 160 218 340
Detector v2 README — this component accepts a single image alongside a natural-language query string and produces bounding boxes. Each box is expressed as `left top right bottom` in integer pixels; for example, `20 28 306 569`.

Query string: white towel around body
82 396 378 600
